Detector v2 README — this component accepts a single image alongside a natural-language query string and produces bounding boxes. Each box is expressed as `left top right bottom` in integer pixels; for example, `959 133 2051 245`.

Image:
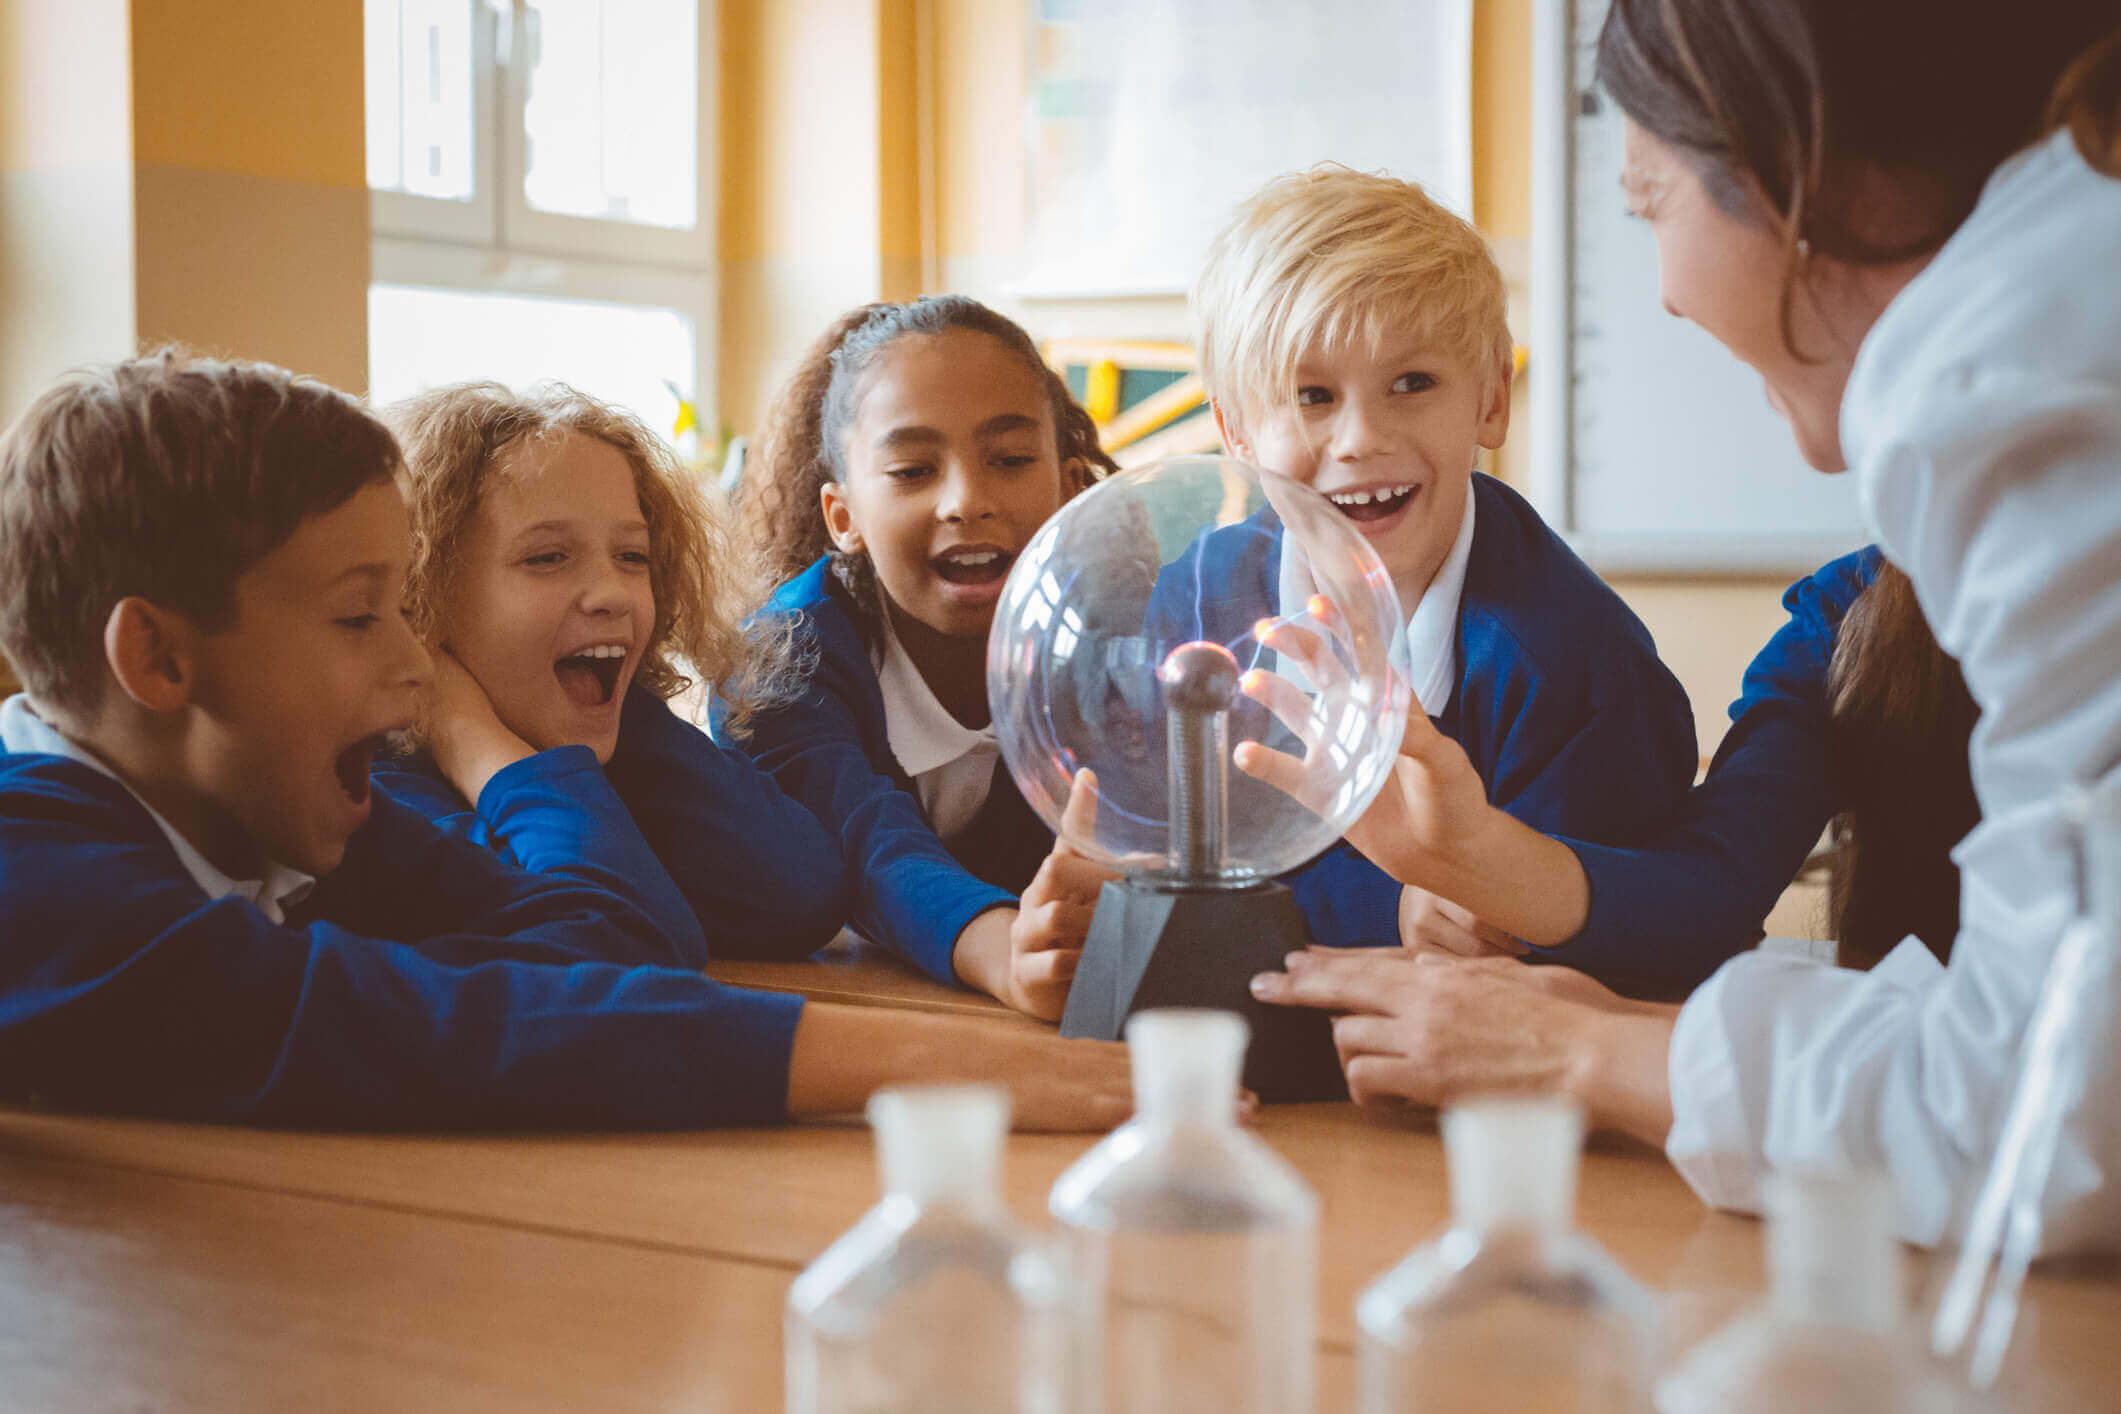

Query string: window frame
367 0 718 428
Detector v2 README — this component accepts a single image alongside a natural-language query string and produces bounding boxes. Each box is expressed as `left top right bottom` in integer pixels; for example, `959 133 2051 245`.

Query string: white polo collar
1276 484 1476 716
1401 486 1477 716
1 693 316 923
873 617 997 780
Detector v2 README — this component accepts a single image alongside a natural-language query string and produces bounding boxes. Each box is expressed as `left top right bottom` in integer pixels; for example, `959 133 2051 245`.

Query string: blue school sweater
0 753 803 1129
377 687 848 962
1556 547 1881 990
727 558 1053 984
1156 473 1698 976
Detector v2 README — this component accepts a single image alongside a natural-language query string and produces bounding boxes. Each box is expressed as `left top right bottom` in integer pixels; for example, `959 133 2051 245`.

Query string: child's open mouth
1327 483 1418 523
555 644 626 708
333 734 382 806
932 545 1014 586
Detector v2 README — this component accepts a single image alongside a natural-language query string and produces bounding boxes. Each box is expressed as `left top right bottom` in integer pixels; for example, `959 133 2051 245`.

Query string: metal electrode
1160 640 1242 881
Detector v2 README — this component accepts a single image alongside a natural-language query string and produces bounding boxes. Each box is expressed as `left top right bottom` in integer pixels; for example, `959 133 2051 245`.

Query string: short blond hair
388 382 798 735
1193 165 1512 434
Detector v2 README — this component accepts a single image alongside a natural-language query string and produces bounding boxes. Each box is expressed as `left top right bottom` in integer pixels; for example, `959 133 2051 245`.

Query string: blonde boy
1188 166 1699 987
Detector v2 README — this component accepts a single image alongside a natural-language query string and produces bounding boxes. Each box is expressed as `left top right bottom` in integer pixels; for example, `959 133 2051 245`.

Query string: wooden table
3 938 2117 1410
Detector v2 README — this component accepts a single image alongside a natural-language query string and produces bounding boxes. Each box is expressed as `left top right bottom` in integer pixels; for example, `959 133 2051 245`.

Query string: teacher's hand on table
1249 948 1678 1144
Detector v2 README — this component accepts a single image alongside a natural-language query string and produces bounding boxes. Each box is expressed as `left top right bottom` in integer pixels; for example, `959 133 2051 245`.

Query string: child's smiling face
180 480 434 876
1224 334 1510 601
444 432 656 764
823 327 1084 640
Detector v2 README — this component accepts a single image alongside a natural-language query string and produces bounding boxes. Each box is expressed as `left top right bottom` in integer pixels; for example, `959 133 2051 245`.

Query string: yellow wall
1472 0 1532 243
0 0 368 427
0 0 137 428
130 0 365 187
717 0 894 435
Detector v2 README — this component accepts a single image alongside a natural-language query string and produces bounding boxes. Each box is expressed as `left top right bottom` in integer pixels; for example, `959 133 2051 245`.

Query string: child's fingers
1055 767 1102 853
1015 943 1082 985
1302 592 1361 671
1254 615 1345 691
1240 668 1323 748
1231 739 1324 811
1045 848 1120 899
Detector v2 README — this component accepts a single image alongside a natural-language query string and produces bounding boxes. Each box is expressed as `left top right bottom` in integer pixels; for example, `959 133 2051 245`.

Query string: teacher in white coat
1249 0 2121 1251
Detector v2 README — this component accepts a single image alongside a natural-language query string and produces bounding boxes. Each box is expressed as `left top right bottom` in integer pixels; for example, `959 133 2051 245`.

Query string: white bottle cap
1764 1169 1899 1331
867 1084 1010 1207
1441 1096 1585 1234
1124 1008 1246 1125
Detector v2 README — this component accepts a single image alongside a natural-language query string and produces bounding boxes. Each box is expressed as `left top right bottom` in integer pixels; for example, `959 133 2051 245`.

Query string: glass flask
986 454 1409 882
785 1086 1074 1414
1356 1097 1657 1413
1048 1009 1318 1414
1662 1169 1969 1413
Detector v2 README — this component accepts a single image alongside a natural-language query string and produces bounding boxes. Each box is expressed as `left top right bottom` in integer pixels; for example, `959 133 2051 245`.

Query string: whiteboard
1528 0 1867 574
1017 0 1472 298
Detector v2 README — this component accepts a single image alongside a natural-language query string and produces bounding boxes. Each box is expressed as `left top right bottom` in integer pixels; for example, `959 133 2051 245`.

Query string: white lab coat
1665 128 2121 1251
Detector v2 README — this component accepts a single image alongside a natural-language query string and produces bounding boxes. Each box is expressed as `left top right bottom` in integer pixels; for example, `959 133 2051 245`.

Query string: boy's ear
1211 399 1251 460
103 597 199 713
819 481 862 554
1477 358 1514 451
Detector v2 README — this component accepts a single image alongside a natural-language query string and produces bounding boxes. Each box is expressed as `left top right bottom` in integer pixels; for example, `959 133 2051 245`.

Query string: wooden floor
2 936 2115 1410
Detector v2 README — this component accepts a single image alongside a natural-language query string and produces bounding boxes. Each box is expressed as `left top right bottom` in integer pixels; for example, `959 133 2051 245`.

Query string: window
364 0 715 442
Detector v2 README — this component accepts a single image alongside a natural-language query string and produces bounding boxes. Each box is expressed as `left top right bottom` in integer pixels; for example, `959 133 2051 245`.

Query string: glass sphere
987 454 1411 885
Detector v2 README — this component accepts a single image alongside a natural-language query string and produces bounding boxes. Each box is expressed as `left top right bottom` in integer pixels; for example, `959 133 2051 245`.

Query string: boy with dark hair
0 354 1129 1130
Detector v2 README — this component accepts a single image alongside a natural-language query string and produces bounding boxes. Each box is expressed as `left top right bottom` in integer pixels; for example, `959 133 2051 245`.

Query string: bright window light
522 0 698 229
364 0 475 200
368 284 695 434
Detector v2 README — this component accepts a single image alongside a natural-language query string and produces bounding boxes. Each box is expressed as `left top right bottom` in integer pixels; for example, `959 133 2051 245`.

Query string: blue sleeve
0 767 802 1128
1279 632 1700 957
1282 841 1404 948
730 615 1013 985
606 690 847 961
1547 553 1873 989
373 745 711 969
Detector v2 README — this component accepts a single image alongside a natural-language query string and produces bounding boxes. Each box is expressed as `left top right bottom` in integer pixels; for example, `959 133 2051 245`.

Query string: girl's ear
820 480 863 554
1061 454 1090 498
103 596 198 713
1210 399 1251 460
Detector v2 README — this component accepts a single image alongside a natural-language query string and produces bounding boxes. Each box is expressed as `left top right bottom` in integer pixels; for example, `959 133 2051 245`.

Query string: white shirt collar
1 693 315 923
1276 483 1476 716
1401 485 1478 715
873 617 998 780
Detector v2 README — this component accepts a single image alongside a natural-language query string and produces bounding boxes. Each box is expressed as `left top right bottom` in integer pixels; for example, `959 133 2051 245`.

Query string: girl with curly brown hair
731 296 1122 1021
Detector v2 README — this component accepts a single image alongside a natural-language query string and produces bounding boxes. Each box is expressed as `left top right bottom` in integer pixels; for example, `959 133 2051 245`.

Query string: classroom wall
129 0 369 393
0 0 368 427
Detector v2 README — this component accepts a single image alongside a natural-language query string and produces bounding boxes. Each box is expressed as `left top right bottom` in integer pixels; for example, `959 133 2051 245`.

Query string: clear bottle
785 1085 1074 1414
1355 1097 1657 1413
1661 1170 1966 1414
1048 1009 1317 1414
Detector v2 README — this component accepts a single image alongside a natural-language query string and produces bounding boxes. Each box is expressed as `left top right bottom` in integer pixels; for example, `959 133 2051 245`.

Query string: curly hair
386 381 797 734
735 295 1118 627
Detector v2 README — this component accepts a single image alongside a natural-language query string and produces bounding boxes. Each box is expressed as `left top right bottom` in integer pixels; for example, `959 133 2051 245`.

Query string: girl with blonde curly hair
377 381 847 960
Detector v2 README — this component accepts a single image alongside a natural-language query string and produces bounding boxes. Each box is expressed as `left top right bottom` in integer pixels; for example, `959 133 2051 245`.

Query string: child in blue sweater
373 382 846 963
732 297 1121 1019
0 354 1130 1129
1192 166 1699 982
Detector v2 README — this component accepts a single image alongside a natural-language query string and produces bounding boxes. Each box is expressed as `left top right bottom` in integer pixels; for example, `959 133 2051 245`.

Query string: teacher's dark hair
1823 563 1980 971
1596 1 2121 349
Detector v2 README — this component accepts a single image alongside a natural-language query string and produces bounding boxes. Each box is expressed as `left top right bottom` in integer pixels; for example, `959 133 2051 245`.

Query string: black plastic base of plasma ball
1059 876 1347 1103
